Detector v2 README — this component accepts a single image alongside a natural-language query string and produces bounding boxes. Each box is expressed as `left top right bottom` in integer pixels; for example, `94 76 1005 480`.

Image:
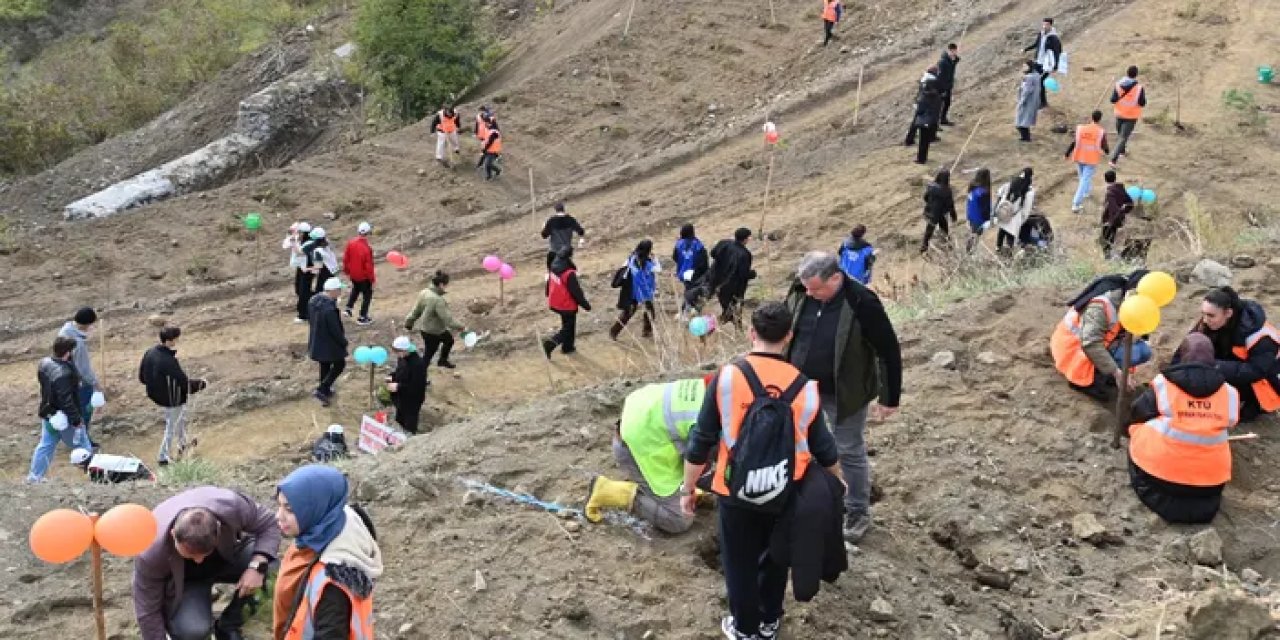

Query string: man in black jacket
308 278 349 406
27 337 92 483
936 43 960 126
708 228 757 327
785 251 903 543
388 336 428 433
138 326 207 465
904 67 943 164
1023 18 1062 108
540 202 586 268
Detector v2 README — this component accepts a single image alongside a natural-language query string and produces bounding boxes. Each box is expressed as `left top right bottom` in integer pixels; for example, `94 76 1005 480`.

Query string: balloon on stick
1119 294 1160 335
483 255 502 273
498 263 515 280
1126 186 1142 200
689 316 709 337
94 504 157 557
369 346 389 366
1140 189 1156 204
29 509 95 564
1044 77 1061 92
353 346 372 365
386 251 408 269
244 213 262 231
1136 271 1177 307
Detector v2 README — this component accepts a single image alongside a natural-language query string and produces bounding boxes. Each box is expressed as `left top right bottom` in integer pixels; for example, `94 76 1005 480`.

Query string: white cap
357 221 372 235
323 277 346 291
392 336 415 352
326 424 344 435
298 222 312 233
310 227 326 239
70 448 92 465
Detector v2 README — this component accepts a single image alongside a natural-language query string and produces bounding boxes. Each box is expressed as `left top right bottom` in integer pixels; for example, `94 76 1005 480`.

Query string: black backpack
724 358 808 514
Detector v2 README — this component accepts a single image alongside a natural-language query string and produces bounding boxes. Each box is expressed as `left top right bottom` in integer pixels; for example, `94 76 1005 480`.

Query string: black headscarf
1066 269 1149 312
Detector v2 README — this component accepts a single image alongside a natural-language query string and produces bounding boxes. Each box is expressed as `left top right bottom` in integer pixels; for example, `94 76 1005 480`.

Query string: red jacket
343 237 376 283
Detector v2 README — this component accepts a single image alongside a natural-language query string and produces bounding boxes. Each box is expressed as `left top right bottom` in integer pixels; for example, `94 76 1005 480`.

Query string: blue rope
459 478 584 519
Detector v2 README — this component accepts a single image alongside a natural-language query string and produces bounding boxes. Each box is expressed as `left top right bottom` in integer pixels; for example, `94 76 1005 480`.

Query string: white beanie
392 336 416 352
310 227 327 239
357 221 372 235
70 448 92 465
298 222 313 234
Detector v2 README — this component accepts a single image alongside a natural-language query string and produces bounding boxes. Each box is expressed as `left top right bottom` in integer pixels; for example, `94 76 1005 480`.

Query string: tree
355 0 488 120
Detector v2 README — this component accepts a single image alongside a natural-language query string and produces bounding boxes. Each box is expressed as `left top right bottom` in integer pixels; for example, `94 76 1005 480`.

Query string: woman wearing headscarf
1127 333 1239 523
388 336 428 434
919 168 956 254
274 465 382 640
1050 269 1151 401
994 168 1034 254
610 240 659 340
1194 287 1280 422
1015 61 1043 142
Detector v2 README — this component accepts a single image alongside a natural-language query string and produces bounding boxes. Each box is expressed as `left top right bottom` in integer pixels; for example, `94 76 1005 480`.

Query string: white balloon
49 411 69 431
463 332 480 348
90 391 106 408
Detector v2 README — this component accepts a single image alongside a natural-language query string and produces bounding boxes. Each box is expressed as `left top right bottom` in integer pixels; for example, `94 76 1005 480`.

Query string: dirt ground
1 0 1279 637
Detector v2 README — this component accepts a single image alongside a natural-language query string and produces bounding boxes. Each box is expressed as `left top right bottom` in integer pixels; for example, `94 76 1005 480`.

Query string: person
837 225 875 285
920 168 957 254
1050 270 1151 401
1022 18 1062 108
404 271 465 370
133 486 281 640
342 221 376 325
305 227 339 296
274 465 382 640
708 228 757 327
311 424 349 462
474 105 493 149
1018 212 1055 252
544 247 591 357
672 223 709 312
1126 333 1238 524
904 66 943 164
1064 110 1110 214
1110 65 1146 166
1099 170 1134 259
479 119 503 181
308 278 349 407
27 337 93 483
56 306 100 440
820 0 842 47
286 222 314 323
681 302 844 640
584 378 709 534
1015 61 1043 142
937 43 960 126
388 336 428 434
610 240 660 340
1194 287 1280 422
70 447 156 483
138 326 208 466
785 252 903 542
965 168 993 253
993 167 1035 253
429 105 462 164
540 202 586 269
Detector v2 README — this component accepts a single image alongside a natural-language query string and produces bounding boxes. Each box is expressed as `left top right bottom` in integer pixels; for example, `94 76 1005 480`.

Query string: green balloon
244 213 262 231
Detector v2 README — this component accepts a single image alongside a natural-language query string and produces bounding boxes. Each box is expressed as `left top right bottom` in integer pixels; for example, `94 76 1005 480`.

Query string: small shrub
0 0 47 20
1221 88 1266 130
158 458 223 486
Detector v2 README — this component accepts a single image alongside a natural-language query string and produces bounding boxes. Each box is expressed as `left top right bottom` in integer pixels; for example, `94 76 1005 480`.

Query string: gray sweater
57 321 98 388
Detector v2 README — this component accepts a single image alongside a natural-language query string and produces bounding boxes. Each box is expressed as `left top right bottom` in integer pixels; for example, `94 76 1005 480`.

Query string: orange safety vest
1071 123 1106 165
486 130 503 154
709 355 820 497
1231 322 1280 412
1050 295 1122 386
285 562 374 640
1113 81 1143 120
822 0 838 22
1128 374 1238 486
475 114 491 141
438 111 459 133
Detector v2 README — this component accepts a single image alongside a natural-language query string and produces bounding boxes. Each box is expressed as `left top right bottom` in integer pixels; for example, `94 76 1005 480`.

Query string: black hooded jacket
709 239 755 295
38 357 83 425
1201 300 1280 391
391 352 428 405
546 255 591 311
138 345 205 407
923 180 956 224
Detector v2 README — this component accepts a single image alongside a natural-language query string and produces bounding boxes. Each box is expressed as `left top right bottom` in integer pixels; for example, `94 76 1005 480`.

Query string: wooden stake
623 0 637 38
1112 333 1134 449
90 515 106 640
603 56 618 100
949 114 984 174
1175 75 1185 130
852 65 865 125
757 151 776 238
768 0 776 26
957 23 969 49
1229 433 1260 441
528 168 537 233
499 278 505 308
368 364 376 411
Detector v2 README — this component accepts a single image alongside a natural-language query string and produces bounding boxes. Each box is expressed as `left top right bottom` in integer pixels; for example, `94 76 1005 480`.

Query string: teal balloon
1140 189 1156 204
1044 77 1060 93
369 346 389 366
244 213 262 231
353 346 372 365
1126 186 1141 200
689 317 709 337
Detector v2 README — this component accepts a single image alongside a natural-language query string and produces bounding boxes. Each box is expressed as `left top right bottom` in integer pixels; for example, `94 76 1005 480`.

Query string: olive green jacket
404 286 462 335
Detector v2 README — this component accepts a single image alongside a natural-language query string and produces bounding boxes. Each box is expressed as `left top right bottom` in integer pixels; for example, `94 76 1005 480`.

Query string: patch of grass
1222 88 1267 130
157 458 223 486
0 0 47 20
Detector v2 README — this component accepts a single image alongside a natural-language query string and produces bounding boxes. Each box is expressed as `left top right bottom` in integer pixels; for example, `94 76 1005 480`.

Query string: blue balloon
1126 186 1142 200
689 317 709 337
369 346 389 366
353 346 372 365
1140 189 1156 204
1044 77 1060 93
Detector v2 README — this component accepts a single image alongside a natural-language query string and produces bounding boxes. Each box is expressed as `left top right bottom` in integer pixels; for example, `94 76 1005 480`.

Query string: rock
1230 255 1256 269
1011 557 1031 574
1071 513 1106 540
461 490 485 507
1188 529 1223 566
1191 259 1232 288
147 314 168 327
974 565 1012 590
1186 590 1272 639
976 351 1000 365
563 520 582 533
473 569 487 591
868 597 895 622
397 623 414 635
932 351 957 370
1241 567 1262 584
707 104 718 113
839 45 850 53
416 168 426 176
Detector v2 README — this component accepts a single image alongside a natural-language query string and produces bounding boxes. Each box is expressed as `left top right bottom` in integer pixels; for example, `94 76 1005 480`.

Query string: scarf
278 464 349 551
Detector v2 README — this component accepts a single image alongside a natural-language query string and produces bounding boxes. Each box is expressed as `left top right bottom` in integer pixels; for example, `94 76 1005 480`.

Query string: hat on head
322 277 346 291
392 335 417 352
357 221 372 235
326 424 344 435
310 227 327 239
298 222 312 234
74 307 98 325
70 448 92 465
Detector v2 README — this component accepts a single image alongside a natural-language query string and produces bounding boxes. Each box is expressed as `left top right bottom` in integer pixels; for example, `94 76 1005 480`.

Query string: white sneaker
1071 205 1083 214
293 317 307 324
721 616 762 640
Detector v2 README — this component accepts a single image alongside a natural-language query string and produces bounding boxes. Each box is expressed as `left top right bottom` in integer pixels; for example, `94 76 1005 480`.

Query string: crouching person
1127 334 1239 524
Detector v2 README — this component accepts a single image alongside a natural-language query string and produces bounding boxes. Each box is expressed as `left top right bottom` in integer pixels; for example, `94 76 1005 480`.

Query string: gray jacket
1015 72 1042 128
56 321 98 388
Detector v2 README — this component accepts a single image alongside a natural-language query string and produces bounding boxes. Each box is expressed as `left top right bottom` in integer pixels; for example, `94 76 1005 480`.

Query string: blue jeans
27 420 91 482
1073 163 1097 208
1110 340 1152 367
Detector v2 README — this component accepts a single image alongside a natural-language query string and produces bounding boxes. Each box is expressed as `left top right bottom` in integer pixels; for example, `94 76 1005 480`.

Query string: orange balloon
95 504 158 557
29 509 94 564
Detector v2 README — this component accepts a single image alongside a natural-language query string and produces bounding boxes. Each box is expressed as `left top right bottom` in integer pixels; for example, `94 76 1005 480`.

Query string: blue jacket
672 238 707 282
838 238 875 285
629 255 657 303
966 186 991 226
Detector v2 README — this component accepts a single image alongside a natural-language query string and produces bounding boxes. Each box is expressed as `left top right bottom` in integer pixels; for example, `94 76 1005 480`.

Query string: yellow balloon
1119 294 1161 335
1136 271 1177 307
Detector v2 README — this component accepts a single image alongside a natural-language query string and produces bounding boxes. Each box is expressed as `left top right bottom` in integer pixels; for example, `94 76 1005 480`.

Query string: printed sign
358 414 407 454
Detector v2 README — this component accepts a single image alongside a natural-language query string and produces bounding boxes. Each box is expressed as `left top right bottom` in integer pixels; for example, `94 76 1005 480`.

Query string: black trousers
421 331 455 366
1039 72 1050 108
904 121 939 145
616 302 654 336
915 124 934 164
346 280 374 318
718 502 788 636
718 288 745 326
1017 126 1032 141
822 20 835 46
1129 459 1222 524
317 360 345 396
395 399 423 434
1100 224 1120 258
997 229 1017 249
295 269 314 320
313 268 334 296
921 217 950 252
940 91 952 123
167 543 254 640
551 310 578 353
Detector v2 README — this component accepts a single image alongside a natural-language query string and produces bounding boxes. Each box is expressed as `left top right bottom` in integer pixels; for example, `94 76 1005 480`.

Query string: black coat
1023 32 1063 72
913 76 943 127
391 352 428 405
923 182 957 223
769 466 848 601
1200 300 1280 394
308 294 349 363
38 356 83 425
138 344 205 407
936 53 959 92
709 239 756 296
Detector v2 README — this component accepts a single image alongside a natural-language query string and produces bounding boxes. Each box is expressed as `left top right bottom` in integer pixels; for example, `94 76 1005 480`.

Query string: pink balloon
498 263 515 280
386 251 408 268
483 255 502 272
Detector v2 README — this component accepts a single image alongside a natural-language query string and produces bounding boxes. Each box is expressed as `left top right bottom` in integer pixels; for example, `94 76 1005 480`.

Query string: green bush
0 0 48 20
355 0 489 120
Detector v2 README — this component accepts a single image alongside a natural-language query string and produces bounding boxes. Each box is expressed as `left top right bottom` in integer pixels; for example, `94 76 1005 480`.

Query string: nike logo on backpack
736 459 789 505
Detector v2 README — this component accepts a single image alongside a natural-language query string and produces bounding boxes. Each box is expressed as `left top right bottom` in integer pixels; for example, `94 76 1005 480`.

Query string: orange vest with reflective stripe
709 355 820 497
475 114 490 141
1113 81 1143 119
1128 374 1237 486
438 111 459 133
822 0 838 22
1231 322 1280 412
1071 123 1105 165
486 130 503 154
1050 295 1122 386
284 562 374 640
